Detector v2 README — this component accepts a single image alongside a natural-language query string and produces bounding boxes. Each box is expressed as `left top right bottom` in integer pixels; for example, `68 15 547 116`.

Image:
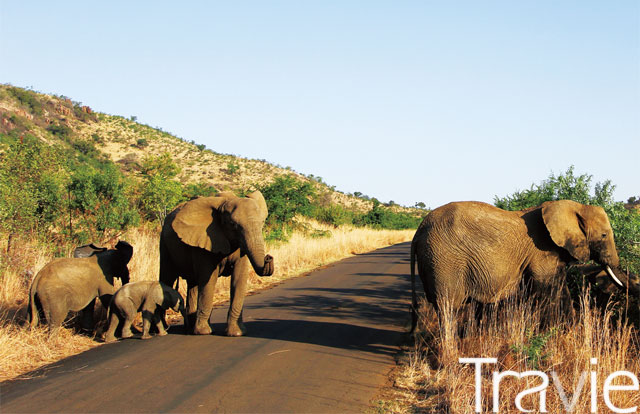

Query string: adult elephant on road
410 200 631 330
160 191 274 336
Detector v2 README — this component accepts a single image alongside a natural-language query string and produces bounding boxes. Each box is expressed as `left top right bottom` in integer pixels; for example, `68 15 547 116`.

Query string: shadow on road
238 319 403 357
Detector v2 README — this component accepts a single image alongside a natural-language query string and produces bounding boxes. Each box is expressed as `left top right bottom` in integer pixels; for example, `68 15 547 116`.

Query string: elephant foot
193 322 213 335
157 330 168 337
141 334 152 340
226 321 246 337
121 331 133 339
104 335 117 343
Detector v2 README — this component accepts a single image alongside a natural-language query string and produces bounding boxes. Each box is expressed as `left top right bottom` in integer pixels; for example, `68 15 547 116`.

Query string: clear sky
1 1 638 208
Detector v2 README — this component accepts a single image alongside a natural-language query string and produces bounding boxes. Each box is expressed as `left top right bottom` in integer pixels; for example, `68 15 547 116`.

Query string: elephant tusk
606 265 624 287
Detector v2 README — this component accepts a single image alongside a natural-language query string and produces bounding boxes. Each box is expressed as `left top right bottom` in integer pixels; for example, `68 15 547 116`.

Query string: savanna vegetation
0 85 421 381
382 167 640 413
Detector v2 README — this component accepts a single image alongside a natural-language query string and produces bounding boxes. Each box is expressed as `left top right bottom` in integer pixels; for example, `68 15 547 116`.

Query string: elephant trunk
604 265 640 296
242 229 274 277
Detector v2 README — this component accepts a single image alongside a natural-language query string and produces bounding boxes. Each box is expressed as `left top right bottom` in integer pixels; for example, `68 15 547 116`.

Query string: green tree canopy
0 135 66 236
138 153 184 221
68 163 139 242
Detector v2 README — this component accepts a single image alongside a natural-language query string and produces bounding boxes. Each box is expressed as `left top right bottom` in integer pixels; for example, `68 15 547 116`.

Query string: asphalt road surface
1 242 412 413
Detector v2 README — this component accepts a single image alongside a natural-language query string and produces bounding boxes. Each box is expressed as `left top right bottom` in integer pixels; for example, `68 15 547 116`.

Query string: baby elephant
104 281 187 342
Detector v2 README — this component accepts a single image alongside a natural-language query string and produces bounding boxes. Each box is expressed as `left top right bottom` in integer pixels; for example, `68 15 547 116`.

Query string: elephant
28 240 133 334
410 200 631 330
103 281 188 342
159 190 274 336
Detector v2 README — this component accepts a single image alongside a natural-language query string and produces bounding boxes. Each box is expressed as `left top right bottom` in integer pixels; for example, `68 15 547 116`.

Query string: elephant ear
115 240 134 264
247 190 269 222
172 197 231 254
541 200 590 262
73 243 107 258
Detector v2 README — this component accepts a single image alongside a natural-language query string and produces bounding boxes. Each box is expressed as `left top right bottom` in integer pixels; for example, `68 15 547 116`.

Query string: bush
136 138 149 148
314 204 355 227
47 123 73 141
7 87 43 116
0 135 66 238
358 200 422 230
138 153 184 221
183 182 217 199
68 163 140 242
260 176 316 239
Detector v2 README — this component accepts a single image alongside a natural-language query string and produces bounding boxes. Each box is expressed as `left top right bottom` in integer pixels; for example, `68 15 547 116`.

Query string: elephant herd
27 191 274 340
27 192 635 341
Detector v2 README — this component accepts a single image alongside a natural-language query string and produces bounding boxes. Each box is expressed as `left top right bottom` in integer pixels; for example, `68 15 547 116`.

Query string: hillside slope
0 84 413 214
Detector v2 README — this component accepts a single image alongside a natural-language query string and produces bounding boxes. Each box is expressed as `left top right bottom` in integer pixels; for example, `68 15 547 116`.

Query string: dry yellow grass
386 291 640 413
0 221 412 382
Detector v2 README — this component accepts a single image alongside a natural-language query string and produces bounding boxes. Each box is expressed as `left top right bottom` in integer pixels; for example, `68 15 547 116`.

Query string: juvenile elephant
410 200 630 330
104 281 187 342
28 240 133 333
160 191 274 336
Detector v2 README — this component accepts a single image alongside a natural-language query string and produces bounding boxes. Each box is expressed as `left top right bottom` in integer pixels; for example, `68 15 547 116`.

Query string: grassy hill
0 84 415 215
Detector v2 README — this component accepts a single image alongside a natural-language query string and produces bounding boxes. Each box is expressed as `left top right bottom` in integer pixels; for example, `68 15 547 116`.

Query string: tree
259 175 316 239
68 163 140 242
138 153 184 221
0 135 66 244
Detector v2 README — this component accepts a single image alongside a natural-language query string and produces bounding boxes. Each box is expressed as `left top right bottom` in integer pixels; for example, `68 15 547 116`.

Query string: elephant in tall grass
410 200 631 330
159 191 274 336
28 241 133 333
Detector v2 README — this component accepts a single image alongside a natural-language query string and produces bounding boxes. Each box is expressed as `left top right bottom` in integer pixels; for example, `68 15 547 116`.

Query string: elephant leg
226 257 248 337
79 298 96 333
47 303 68 336
186 282 198 331
154 309 168 336
194 268 219 335
141 309 154 339
104 311 121 343
118 301 137 339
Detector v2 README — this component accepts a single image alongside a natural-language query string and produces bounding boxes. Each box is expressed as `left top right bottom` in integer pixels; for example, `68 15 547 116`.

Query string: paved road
1 242 411 413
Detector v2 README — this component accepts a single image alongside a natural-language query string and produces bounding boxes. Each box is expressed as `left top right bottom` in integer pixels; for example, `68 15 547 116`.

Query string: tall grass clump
393 289 640 413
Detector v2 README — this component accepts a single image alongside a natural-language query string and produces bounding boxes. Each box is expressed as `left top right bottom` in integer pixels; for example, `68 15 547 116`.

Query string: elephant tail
410 238 418 333
28 281 39 329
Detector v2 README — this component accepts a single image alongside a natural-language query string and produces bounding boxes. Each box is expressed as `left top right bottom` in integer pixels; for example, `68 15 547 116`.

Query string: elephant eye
601 233 607 239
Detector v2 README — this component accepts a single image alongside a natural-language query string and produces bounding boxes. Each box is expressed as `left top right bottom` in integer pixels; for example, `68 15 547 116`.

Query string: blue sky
1 1 638 208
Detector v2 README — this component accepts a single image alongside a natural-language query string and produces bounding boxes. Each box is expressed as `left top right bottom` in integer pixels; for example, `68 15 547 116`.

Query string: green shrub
136 138 149 148
183 182 217 199
260 175 316 240
138 153 184 221
314 204 355 227
510 328 557 369
68 163 140 242
47 123 73 141
0 134 66 237
357 200 422 229
7 87 43 116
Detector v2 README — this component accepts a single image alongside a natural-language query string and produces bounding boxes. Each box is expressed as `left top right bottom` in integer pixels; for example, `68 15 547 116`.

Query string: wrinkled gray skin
160 191 274 336
104 281 187 342
28 241 133 334
410 200 631 331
